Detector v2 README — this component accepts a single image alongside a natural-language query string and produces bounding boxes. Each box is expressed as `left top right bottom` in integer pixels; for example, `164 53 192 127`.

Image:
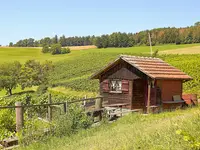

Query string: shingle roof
120 55 192 80
91 55 192 80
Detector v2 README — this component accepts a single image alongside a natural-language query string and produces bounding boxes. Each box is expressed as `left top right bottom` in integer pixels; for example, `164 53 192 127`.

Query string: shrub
52 104 92 137
0 109 15 140
50 44 62 55
61 47 71 54
18 104 92 145
42 45 50 53
0 109 15 132
37 84 48 95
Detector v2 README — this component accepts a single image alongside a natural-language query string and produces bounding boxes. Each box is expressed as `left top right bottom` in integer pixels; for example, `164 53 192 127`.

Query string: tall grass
20 107 200 150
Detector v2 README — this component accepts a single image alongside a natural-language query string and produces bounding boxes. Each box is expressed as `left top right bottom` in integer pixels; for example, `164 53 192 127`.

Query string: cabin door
132 79 145 109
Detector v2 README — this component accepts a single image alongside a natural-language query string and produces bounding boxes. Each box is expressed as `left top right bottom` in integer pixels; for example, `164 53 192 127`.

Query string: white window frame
109 79 122 93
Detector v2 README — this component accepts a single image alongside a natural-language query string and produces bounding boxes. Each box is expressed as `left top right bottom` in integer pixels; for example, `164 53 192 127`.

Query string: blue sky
0 0 199 45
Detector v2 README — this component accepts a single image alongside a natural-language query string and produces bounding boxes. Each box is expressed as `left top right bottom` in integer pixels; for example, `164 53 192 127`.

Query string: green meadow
0 43 200 97
0 44 199 63
1 44 200 150
21 107 200 150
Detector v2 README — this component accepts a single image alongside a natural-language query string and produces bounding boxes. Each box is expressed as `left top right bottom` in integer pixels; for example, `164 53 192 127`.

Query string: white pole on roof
148 32 153 57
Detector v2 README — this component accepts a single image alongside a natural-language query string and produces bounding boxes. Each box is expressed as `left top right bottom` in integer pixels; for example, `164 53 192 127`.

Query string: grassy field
0 44 199 64
161 45 200 54
20 106 200 150
1 44 200 150
48 45 200 95
0 44 200 97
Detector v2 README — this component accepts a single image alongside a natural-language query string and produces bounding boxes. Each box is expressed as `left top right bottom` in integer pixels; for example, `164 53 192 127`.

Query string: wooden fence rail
0 97 103 109
0 94 103 132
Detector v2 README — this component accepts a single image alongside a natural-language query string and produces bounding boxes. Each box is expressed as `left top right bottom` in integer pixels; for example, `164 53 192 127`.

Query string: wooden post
95 96 103 109
95 96 103 121
15 102 23 132
83 95 87 110
129 80 133 110
147 80 151 114
63 102 68 114
48 93 52 121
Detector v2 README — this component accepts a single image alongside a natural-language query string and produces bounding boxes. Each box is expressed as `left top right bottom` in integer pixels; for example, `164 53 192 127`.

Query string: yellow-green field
161 45 200 54
0 44 199 64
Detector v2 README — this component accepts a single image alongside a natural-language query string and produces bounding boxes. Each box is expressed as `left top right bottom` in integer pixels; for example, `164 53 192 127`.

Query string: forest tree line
9 22 200 48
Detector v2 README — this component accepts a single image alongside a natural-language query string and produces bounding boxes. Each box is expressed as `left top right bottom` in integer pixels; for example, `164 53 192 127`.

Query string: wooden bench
109 109 143 119
86 108 105 122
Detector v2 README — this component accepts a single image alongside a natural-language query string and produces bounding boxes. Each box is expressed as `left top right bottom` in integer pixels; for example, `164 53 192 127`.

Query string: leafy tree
52 35 58 44
40 37 52 47
94 37 103 48
9 21 200 48
34 40 40 47
27 38 35 47
59 35 66 46
50 43 62 55
9 42 13 47
0 61 21 95
194 22 200 26
42 45 50 53
19 60 54 89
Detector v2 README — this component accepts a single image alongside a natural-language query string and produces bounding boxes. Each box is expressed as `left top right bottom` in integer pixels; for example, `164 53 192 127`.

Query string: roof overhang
90 55 193 81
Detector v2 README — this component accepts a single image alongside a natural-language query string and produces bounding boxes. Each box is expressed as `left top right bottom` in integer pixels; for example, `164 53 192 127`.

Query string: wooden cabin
91 55 192 112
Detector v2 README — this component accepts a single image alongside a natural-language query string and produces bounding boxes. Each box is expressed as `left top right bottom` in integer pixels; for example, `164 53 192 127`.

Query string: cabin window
109 79 122 92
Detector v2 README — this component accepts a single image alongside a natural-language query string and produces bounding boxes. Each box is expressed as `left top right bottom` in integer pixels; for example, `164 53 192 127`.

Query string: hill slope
1 44 200 97
0 44 199 63
21 107 200 150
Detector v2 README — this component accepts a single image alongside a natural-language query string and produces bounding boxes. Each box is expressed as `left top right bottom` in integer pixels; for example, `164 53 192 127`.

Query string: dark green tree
19 60 54 89
59 35 66 46
9 42 13 47
194 22 200 26
40 37 52 47
0 61 21 95
94 37 103 48
27 38 35 47
52 35 58 44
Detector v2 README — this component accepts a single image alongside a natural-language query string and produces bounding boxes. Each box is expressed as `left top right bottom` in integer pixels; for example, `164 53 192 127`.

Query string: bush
51 105 92 137
0 109 15 140
61 47 71 54
18 104 92 145
37 84 48 95
42 45 50 53
50 44 62 55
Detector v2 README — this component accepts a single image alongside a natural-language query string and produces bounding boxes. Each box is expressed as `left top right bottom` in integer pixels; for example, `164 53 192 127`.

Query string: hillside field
21 107 200 150
1 44 200 97
161 45 200 54
0 44 199 63
1 44 200 150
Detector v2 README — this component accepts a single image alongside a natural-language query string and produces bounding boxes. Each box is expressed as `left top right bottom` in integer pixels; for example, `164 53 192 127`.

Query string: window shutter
122 80 129 93
102 79 109 92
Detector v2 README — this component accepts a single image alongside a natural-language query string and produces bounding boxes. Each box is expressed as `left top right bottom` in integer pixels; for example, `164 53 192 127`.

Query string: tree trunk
7 88 12 96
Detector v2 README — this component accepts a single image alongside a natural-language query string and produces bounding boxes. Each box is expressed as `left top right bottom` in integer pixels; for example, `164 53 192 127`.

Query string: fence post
15 102 23 132
48 93 52 121
95 96 103 109
83 95 87 107
63 102 68 114
95 95 103 121
26 95 31 118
